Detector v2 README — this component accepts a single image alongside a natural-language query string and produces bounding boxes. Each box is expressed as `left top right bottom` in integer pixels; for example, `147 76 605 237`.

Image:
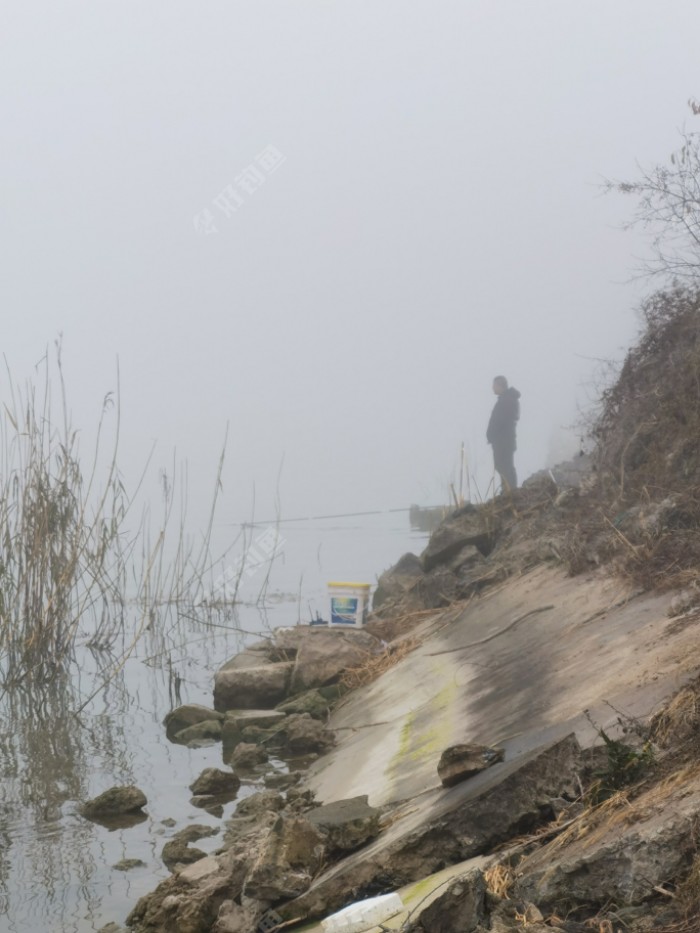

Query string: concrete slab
306 565 696 808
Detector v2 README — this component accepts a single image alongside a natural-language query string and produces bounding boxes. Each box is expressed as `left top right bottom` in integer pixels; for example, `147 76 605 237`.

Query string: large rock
421 509 494 572
267 713 336 755
173 720 223 746
290 628 383 693
128 849 249 932
230 742 269 770
437 744 505 788
514 774 700 911
189 768 241 797
405 867 486 933
80 785 147 820
222 709 287 745
373 553 425 610
305 795 381 854
243 815 326 901
164 704 224 740
276 689 331 720
161 824 219 871
214 661 294 711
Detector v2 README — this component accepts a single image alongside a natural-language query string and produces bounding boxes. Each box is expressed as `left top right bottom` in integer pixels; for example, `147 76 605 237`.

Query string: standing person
486 375 521 493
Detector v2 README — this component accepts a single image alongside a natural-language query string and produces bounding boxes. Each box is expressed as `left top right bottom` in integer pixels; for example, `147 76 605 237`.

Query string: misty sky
2 2 698 528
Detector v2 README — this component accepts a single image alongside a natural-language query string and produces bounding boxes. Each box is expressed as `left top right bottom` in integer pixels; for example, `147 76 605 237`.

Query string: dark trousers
492 442 517 492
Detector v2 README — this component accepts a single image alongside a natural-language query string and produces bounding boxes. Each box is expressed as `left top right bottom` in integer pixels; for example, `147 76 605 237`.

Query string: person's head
492 375 508 396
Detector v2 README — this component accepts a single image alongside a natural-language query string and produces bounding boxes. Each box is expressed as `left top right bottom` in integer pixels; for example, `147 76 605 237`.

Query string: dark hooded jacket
486 386 521 450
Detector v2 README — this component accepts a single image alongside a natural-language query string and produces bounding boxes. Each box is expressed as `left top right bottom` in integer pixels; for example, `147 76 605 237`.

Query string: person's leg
493 444 517 492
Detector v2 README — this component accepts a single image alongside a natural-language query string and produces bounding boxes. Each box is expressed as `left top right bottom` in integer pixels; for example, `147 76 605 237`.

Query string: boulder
235 790 286 817
265 771 302 790
267 713 336 755
305 795 381 854
405 867 486 933
373 553 425 610
437 744 505 788
222 709 287 745
128 849 249 933
214 661 294 711
189 768 241 797
164 704 224 740
514 775 700 911
172 720 223 746
421 510 494 572
161 825 219 871
243 815 326 902
291 629 382 693
276 688 331 720
80 785 147 820
212 900 261 933
230 742 269 770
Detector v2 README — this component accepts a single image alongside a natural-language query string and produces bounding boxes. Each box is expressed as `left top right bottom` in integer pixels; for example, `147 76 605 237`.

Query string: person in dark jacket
486 376 521 492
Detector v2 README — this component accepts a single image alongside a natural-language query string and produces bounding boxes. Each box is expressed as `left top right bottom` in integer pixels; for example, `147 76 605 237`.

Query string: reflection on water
0 516 427 932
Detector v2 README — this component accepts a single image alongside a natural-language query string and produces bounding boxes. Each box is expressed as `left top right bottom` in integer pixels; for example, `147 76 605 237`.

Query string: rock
172 720 223 745
128 849 249 933
373 553 425 610
264 771 302 790
235 790 285 817
164 704 224 740
668 585 700 617
276 688 331 720
410 567 459 609
405 867 486 932
305 795 381 853
190 768 241 797
214 661 294 711
162 824 219 871
291 629 383 693
113 858 145 871
421 510 494 572
230 742 269 770
437 743 505 788
222 709 287 745
514 773 700 911
80 785 147 820
190 797 225 818
97 925 128 933
243 815 326 901
212 900 260 933
267 713 336 755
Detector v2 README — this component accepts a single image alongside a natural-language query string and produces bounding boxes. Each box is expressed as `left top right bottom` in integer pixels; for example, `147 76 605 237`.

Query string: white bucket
327 581 371 628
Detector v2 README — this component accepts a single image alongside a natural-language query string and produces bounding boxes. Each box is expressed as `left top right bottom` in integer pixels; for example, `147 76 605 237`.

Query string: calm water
0 513 428 933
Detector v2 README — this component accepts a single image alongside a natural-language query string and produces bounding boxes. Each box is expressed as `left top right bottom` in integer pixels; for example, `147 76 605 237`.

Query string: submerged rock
229 741 269 771
80 785 147 821
162 824 219 871
189 768 241 798
437 743 505 788
113 858 146 871
164 704 224 740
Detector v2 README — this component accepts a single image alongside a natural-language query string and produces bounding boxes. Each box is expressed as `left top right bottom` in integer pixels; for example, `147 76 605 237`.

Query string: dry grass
651 678 700 748
484 861 516 899
339 636 420 689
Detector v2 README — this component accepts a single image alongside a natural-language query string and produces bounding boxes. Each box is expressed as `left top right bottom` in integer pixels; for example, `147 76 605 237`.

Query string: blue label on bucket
331 596 358 625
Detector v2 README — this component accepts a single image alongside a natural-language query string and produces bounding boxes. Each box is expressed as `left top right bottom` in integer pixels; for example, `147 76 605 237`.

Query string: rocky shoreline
87 472 700 933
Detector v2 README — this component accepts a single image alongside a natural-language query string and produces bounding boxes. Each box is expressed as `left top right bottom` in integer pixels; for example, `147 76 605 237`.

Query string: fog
2 2 698 529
